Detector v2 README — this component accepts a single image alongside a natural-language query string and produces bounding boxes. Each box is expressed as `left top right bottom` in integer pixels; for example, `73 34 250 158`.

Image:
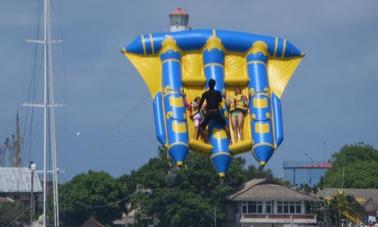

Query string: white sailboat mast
42 0 48 225
43 0 60 226
24 0 61 225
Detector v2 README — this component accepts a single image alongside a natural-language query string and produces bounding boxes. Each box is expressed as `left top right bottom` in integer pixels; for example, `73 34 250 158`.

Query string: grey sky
0 0 377 181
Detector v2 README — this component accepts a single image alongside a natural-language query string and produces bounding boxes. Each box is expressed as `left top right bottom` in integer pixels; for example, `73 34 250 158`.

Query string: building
80 217 105 227
227 178 317 227
283 161 332 187
0 167 42 211
169 8 189 32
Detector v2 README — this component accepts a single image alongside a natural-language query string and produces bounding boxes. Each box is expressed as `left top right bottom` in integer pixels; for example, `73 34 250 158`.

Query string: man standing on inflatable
199 79 232 143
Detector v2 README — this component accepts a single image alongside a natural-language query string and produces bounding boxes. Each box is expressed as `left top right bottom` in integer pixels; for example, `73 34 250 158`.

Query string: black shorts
200 109 226 129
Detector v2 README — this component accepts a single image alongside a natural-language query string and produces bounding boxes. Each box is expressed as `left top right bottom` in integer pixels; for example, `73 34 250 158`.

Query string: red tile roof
80 217 104 227
170 8 188 16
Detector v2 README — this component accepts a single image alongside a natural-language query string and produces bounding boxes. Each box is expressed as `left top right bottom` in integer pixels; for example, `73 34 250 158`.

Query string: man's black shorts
200 109 226 129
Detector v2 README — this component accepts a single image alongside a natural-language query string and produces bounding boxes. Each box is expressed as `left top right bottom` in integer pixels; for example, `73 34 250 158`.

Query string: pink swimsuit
192 112 202 127
184 97 203 127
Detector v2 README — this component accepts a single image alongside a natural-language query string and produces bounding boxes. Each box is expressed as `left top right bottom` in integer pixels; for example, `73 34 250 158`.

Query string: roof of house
228 178 316 201
317 188 378 214
0 167 42 193
170 8 188 16
80 217 105 227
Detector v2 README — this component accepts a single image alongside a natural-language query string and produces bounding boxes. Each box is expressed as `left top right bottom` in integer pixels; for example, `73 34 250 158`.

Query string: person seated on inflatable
198 79 232 143
226 87 249 143
183 94 206 141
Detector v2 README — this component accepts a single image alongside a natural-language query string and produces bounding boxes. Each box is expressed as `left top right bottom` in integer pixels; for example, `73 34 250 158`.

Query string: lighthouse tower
169 8 189 32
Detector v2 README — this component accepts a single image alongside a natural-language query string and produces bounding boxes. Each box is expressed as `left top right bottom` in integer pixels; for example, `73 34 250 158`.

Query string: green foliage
59 171 122 226
117 147 273 226
59 147 275 226
0 200 29 226
324 143 378 188
322 193 366 225
297 183 319 194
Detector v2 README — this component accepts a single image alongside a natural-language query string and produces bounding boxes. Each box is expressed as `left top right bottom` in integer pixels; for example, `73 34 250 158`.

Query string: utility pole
30 162 37 225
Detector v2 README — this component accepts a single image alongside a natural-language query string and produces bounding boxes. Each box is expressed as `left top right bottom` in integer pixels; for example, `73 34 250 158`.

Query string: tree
59 147 276 226
59 171 122 226
323 143 378 188
0 200 29 226
322 193 366 225
117 147 273 226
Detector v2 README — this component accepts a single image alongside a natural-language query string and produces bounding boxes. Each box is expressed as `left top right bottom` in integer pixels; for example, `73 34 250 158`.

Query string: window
257 202 263 213
170 16 182 26
296 202 302 214
242 201 264 214
277 201 303 214
266 201 272 214
241 202 248 214
283 202 289 213
182 16 188 26
277 202 283 213
290 202 295 213
248 202 256 213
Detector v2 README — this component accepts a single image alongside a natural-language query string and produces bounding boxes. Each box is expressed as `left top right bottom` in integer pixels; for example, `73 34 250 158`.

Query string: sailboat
23 0 62 226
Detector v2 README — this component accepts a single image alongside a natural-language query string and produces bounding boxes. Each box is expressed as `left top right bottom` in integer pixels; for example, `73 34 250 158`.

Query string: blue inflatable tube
247 42 275 166
153 92 166 145
203 36 231 177
123 28 304 175
271 93 284 147
126 29 303 59
160 38 189 167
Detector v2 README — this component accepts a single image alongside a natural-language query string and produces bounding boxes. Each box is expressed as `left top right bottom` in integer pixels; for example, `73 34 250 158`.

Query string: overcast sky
0 0 377 181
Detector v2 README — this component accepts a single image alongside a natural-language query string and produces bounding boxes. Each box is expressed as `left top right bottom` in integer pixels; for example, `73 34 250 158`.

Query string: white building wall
237 200 316 227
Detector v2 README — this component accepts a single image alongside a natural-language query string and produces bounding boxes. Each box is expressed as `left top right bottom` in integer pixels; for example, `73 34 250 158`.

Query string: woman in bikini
183 95 205 141
226 87 248 143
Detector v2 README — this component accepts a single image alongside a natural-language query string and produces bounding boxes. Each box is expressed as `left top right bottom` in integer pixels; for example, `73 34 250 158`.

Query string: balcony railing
240 213 317 224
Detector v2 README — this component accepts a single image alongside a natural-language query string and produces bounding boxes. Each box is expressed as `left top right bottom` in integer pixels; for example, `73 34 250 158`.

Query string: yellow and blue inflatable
122 29 304 177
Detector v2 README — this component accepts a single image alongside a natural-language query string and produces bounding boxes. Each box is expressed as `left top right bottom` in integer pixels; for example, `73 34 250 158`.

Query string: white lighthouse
169 8 189 32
